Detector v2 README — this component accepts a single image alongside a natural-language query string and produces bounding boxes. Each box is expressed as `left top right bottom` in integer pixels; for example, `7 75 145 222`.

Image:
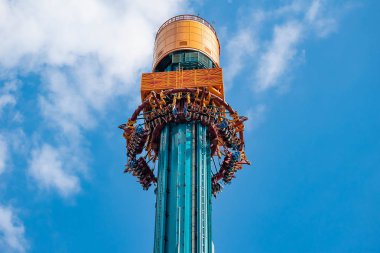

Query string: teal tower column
120 14 249 253
153 50 215 253
154 123 212 253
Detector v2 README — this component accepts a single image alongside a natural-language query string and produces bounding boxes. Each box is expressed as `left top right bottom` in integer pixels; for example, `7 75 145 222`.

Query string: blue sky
0 0 379 252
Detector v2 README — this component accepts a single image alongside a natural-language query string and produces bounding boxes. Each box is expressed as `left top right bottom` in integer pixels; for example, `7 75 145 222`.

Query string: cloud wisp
0 0 189 198
224 0 343 93
28 144 80 198
224 28 257 89
0 206 27 253
256 21 303 91
245 104 267 131
255 0 340 92
0 82 17 117
222 0 350 129
0 135 7 175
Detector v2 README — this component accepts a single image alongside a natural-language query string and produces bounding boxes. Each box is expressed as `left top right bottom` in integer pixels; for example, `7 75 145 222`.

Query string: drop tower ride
119 15 250 253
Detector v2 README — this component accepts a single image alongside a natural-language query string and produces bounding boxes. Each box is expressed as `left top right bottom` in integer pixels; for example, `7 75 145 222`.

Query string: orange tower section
141 15 224 101
153 15 220 69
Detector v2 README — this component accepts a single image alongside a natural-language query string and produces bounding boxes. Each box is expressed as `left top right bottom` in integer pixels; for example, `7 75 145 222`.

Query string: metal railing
155 14 217 39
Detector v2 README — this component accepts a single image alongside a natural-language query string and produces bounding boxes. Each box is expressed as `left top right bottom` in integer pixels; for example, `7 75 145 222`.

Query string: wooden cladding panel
140 68 224 101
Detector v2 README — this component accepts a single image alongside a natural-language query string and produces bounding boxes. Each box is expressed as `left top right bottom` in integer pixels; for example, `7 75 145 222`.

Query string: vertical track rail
196 124 212 253
154 126 169 253
191 123 197 253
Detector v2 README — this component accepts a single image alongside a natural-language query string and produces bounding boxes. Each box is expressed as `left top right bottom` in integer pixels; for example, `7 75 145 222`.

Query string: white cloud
245 104 266 131
0 206 27 253
256 21 302 91
39 69 96 139
0 0 189 197
224 29 257 88
0 82 17 117
0 95 15 114
223 9 265 88
0 136 7 175
306 0 321 21
0 129 28 177
0 0 189 132
306 0 337 37
28 144 80 198
0 0 187 71
223 0 344 93
220 0 350 130
253 0 340 92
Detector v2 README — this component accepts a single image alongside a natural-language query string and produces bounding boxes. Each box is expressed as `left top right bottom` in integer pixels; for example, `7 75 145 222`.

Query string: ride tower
119 15 250 253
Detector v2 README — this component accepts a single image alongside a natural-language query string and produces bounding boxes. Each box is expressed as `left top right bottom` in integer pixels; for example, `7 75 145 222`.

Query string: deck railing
155 14 217 39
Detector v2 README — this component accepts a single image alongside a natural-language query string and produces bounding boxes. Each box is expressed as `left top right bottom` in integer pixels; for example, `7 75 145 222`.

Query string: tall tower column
150 16 221 252
154 124 212 253
119 14 249 253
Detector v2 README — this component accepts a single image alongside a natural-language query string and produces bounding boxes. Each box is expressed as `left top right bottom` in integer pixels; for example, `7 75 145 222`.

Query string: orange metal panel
166 35 176 44
177 26 190 33
190 33 202 43
176 33 189 40
177 21 190 27
189 26 202 35
153 19 220 70
140 68 225 101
